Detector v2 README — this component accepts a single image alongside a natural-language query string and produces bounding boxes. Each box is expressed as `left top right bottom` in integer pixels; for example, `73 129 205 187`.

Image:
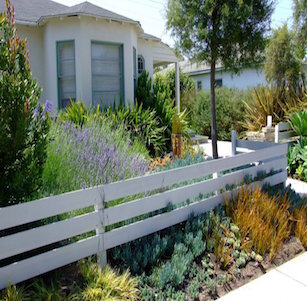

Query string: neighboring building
0 0 178 110
181 61 266 91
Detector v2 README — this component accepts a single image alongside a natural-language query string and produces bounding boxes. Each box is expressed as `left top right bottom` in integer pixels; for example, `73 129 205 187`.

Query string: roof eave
37 13 142 29
15 19 39 26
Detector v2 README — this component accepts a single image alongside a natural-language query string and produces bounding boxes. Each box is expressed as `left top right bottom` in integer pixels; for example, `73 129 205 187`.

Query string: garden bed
196 236 304 300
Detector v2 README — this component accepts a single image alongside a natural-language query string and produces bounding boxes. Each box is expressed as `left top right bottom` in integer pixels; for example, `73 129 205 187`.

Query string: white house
1 0 179 110
181 61 266 91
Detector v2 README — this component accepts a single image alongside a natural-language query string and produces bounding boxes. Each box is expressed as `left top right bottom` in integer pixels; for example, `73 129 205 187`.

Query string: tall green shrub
0 0 50 206
191 88 246 141
154 68 196 111
136 71 153 108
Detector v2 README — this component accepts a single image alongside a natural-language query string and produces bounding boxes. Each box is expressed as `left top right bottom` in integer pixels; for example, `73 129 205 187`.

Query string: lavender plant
40 119 148 197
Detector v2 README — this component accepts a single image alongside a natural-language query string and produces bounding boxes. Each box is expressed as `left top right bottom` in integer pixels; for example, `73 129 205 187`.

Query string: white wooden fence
274 121 296 143
0 140 288 289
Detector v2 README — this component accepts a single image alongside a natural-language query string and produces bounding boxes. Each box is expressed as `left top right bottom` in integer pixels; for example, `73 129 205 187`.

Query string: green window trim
56 40 76 110
133 47 137 101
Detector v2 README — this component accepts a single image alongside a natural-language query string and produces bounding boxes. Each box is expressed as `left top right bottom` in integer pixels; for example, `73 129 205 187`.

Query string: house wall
137 39 154 79
192 67 266 91
16 25 46 103
43 16 139 110
16 17 166 111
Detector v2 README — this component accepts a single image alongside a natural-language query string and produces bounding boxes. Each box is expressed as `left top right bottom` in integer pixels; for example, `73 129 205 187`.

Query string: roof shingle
0 0 138 24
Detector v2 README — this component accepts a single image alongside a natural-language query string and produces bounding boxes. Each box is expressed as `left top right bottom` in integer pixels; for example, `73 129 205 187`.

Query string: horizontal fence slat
102 143 287 202
278 131 297 140
0 211 100 261
236 139 275 150
104 171 286 250
0 236 99 290
104 157 287 226
0 187 102 231
277 122 290 131
104 195 223 250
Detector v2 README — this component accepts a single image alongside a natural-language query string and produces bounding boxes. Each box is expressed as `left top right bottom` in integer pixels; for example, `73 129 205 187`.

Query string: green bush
243 85 307 132
0 2 50 206
136 70 191 151
136 71 153 108
289 109 307 137
288 137 307 182
154 68 196 112
191 88 246 140
105 102 166 156
59 99 90 127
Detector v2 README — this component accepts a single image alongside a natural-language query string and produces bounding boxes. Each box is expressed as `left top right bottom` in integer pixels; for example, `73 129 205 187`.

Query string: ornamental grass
225 186 293 259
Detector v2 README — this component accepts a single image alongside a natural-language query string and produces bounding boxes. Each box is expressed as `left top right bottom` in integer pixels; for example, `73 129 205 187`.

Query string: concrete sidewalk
286 178 307 198
219 252 307 301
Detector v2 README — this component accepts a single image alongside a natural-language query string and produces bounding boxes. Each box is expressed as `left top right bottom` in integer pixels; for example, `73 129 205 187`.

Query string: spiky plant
293 206 307 248
225 186 292 259
82 264 139 301
1 283 27 301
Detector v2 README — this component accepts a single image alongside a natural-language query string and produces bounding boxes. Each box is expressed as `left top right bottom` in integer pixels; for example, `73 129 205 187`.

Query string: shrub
225 186 292 259
289 109 307 137
287 138 307 182
59 99 90 127
105 102 166 156
191 88 246 140
0 0 50 206
243 85 307 131
28 278 65 301
136 71 153 108
41 119 148 196
154 68 196 112
137 69 194 151
293 206 307 248
80 262 139 301
1 283 27 301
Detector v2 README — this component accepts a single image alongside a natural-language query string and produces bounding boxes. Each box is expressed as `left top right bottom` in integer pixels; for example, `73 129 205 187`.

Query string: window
138 55 145 75
197 80 202 91
57 41 76 109
215 79 223 87
91 42 123 108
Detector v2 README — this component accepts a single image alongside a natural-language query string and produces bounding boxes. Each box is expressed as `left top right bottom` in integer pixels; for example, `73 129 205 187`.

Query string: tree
293 0 307 59
0 0 50 206
166 0 273 158
264 24 301 88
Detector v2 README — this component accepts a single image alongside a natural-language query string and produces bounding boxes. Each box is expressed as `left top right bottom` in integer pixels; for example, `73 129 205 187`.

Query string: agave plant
288 109 307 137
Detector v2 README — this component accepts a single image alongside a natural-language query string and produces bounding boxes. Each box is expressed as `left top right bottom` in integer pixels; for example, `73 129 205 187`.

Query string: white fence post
267 115 272 128
231 130 237 156
95 187 107 268
275 123 280 143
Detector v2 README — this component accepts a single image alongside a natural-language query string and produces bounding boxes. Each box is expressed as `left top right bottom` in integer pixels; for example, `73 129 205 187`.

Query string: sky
53 0 294 46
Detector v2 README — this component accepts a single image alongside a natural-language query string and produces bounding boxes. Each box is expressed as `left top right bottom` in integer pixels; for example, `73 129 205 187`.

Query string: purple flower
42 99 52 120
33 105 39 117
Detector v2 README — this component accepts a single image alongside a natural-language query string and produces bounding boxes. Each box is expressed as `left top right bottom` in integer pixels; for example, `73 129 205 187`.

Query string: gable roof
0 0 139 26
0 0 67 24
61 2 135 23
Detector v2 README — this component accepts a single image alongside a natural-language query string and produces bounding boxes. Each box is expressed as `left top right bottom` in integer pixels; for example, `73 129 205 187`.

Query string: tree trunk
210 59 218 159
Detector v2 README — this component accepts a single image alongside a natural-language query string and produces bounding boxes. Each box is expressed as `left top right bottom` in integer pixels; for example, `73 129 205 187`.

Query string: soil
196 236 305 301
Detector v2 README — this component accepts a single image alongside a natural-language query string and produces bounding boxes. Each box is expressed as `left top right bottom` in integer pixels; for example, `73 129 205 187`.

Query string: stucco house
1 0 179 110
181 61 266 91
